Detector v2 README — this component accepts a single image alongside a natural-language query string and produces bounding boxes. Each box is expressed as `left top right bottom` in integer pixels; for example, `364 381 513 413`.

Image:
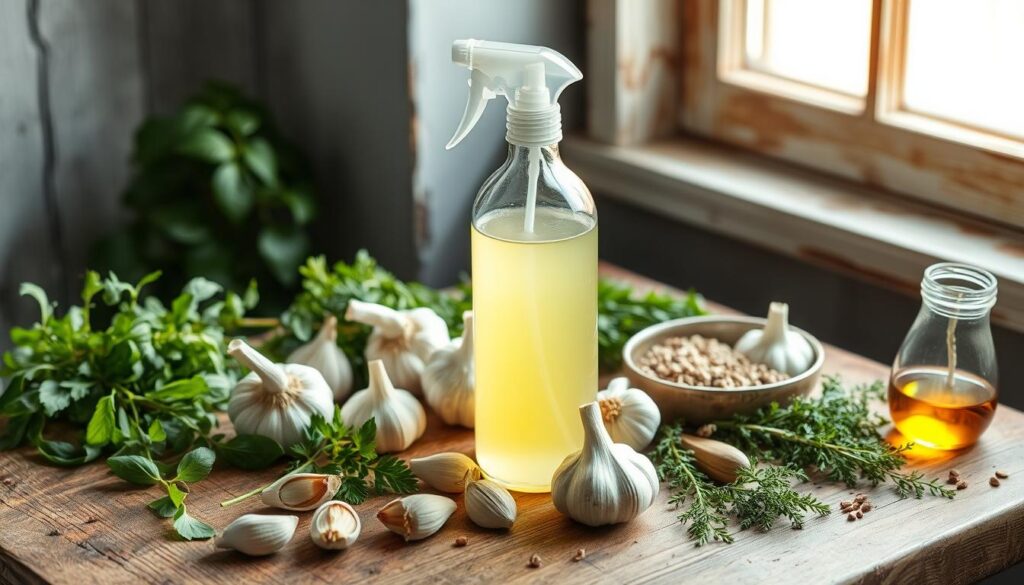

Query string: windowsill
562 135 1024 333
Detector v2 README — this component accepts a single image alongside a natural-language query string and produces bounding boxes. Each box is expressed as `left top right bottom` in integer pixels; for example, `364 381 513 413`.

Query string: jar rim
921 262 997 319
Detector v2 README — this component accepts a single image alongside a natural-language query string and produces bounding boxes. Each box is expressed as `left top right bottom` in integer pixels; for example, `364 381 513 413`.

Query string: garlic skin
410 452 480 493
551 402 660 527
287 315 354 401
340 360 426 453
227 339 334 447
422 311 475 427
734 302 814 376
597 377 661 450
679 433 750 484
345 300 449 394
465 472 517 529
377 494 457 541
260 473 342 511
310 500 361 550
215 514 298 556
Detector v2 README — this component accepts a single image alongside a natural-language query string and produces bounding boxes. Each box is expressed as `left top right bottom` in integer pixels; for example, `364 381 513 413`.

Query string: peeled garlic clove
260 473 342 511
465 476 517 529
679 433 750 484
409 452 480 493
341 360 427 453
377 494 456 541
422 311 475 427
597 377 661 450
734 302 814 375
310 500 361 550
287 315 354 401
215 513 298 556
551 402 660 527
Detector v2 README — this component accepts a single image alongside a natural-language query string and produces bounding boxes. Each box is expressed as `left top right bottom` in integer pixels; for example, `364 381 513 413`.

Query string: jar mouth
921 262 997 319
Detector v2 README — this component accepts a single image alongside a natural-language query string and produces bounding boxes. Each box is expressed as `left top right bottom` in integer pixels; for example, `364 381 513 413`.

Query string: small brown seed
847 513 856 521
990 477 1001 487
949 469 960 478
995 470 1009 479
839 500 852 509
573 548 586 562
957 480 968 490
854 494 867 503
946 476 959 485
861 503 872 513
856 510 863 519
454 536 468 547
529 553 542 568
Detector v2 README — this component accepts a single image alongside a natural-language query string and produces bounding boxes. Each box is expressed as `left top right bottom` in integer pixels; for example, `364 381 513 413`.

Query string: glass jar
888 263 999 450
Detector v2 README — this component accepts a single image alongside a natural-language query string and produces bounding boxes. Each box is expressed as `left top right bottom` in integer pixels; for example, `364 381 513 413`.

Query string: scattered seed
695 424 717 438
949 469 960 478
839 500 852 509
454 536 468 547
47 529 60 537
85 517 98 524
1 478 14 487
990 477 1001 487
856 511 863 519
847 513 856 522
854 494 867 504
528 553 542 568
996 470 1009 479
947 477 959 485
956 480 968 490
573 548 586 562
861 503 872 513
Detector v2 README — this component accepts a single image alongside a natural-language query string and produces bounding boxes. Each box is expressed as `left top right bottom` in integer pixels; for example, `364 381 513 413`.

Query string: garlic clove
597 376 661 450
734 302 814 376
679 433 750 484
310 500 361 550
465 476 517 529
215 514 298 556
409 452 481 493
551 402 660 527
287 315 354 401
260 473 342 511
422 311 475 428
340 360 427 453
377 494 457 541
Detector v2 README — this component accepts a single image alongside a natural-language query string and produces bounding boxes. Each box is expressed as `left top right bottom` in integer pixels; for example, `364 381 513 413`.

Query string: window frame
680 0 1024 229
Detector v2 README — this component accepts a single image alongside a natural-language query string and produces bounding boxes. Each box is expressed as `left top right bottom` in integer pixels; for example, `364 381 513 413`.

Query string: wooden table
1 265 1022 584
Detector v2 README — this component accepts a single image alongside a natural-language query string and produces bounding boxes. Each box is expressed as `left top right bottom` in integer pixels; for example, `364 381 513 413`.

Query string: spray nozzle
446 39 582 150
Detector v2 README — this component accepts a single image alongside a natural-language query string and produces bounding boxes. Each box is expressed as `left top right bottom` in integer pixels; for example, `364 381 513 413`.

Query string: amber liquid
888 366 997 450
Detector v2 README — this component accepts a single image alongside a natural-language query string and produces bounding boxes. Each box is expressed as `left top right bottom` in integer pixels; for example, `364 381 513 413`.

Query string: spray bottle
447 39 595 492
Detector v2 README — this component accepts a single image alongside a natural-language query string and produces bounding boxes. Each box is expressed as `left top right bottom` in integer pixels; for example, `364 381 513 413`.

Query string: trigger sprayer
446 39 582 233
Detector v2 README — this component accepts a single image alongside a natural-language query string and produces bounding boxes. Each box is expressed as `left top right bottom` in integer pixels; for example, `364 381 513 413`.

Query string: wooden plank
139 0 258 114
1 264 1023 584
0 0 63 345
40 0 145 286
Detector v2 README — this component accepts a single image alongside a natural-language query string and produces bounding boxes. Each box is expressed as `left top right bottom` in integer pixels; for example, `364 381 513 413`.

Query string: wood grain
1 264 1022 585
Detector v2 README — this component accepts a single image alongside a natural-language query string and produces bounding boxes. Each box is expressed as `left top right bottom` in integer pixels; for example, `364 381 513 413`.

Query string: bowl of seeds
622 315 824 424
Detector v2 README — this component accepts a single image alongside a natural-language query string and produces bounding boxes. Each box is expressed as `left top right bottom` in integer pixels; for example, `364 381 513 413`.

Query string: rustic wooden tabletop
1 264 1022 585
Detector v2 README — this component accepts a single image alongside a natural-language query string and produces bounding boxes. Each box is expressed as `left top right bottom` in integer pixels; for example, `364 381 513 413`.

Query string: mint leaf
217 434 283 470
178 128 234 163
242 137 277 185
172 506 215 541
167 481 187 508
107 454 162 485
35 439 101 467
147 376 208 401
175 447 215 483
85 394 116 446
19 283 51 321
148 496 177 518
212 162 253 223
38 380 70 416
148 419 167 443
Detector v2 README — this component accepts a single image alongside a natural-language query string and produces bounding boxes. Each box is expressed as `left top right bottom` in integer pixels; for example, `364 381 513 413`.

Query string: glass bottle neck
920 263 997 320
506 143 560 163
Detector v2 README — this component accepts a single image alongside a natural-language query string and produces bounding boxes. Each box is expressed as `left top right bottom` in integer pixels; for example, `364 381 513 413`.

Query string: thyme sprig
711 377 956 499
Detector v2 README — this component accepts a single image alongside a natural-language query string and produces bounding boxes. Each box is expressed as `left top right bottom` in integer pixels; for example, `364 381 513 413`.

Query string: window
681 0 1024 228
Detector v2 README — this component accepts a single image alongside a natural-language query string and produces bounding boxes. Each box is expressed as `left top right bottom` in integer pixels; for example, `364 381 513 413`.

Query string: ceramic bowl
622 315 825 424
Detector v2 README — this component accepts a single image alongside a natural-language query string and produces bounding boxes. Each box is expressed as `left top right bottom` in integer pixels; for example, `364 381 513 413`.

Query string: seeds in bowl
637 334 790 388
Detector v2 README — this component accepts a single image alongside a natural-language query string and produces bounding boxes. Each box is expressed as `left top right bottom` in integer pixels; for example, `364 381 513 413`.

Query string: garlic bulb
287 315 354 401
261 473 341 511
227 339 334 447
410 452 480 493
377 494 457 541
215 514 298 556
465 471 517 529
340 360 426 453
310 500 361 550
679 433 750 484
422 311 475 427
597 377 661 450
551 402 660 527
345 300 449 394
734 302 814 376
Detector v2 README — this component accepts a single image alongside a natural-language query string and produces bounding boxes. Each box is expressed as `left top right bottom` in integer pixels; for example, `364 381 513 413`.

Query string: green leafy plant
221 410 417 508
93 81 316 309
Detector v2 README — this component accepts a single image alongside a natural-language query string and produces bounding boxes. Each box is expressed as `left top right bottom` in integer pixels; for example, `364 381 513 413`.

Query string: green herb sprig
651 424 829 546
221 409 417 508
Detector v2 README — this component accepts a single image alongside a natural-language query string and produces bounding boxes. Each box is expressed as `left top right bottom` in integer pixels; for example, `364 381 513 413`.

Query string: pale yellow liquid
472 207 597 492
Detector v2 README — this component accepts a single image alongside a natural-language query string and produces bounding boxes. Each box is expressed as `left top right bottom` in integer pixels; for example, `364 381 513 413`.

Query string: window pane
744 0 872 96
903 0 1024 139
